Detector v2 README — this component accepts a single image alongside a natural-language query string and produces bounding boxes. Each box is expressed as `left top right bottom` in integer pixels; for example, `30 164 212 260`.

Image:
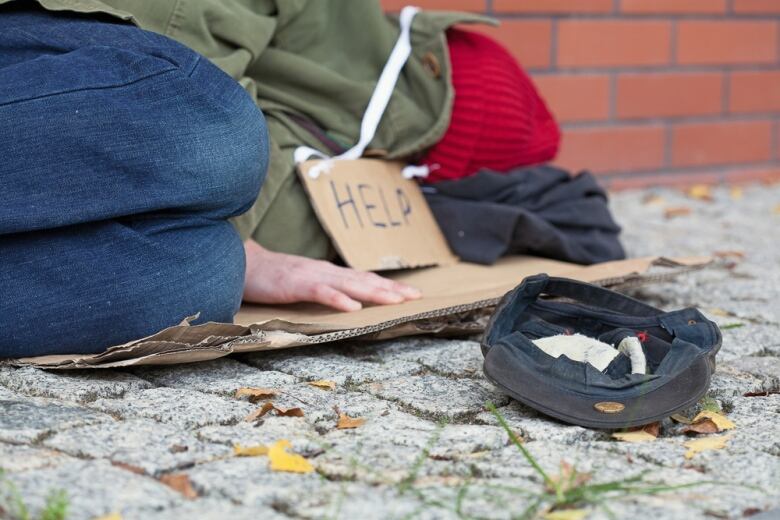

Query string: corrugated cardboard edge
3 256 711 369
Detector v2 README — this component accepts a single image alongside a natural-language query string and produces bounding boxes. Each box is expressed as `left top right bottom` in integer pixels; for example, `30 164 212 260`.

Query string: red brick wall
382 0 780 189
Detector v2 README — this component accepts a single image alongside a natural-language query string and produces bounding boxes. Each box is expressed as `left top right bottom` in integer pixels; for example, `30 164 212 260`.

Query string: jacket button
422 52 441 79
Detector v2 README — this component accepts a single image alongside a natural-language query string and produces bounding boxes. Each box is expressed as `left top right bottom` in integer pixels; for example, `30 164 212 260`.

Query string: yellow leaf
709 308 731 317
612 430 657 443
235 387 280 403
308 380 336 390
730 186 743 200
94 514 122 520
268 440 314 473
233 443 268 457
543 509 589 520
691 411 735 431
684 434 731 459
687 184 714 201
337 413 366 429
773 204 780 215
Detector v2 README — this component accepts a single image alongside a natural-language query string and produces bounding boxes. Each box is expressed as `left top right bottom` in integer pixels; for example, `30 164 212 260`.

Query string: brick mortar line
722 71 732 115
490 13 780 21
608 73 617 121
559 112 779 129
774 119 780 161
527 64 780 75
597 161 780 180
549 18 558 69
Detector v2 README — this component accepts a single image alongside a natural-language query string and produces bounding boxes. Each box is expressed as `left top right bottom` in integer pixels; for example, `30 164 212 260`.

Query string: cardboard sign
297 159 457 271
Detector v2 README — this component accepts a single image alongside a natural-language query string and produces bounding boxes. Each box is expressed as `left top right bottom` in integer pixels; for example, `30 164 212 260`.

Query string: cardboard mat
7 256 710 369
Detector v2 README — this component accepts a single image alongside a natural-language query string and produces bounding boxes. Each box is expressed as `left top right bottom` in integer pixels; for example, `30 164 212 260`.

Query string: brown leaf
169 444 189 454
664 206 692 219
159 473 198 499
337 413 366 429
110 461 146 475
308 380 337 391
690 411 735 431
682 418 720 435
235 387 280 403
640 422 661 437
245 402 304 422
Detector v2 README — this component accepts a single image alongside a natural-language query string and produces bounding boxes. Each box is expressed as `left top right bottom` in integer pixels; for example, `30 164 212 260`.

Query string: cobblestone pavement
2 184 779 520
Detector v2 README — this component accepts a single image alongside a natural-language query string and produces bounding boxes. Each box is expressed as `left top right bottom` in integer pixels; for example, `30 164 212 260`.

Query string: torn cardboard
298 159 457 271
6 255 711 369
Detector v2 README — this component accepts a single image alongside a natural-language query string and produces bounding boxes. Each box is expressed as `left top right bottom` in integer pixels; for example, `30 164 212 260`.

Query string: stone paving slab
1 183 780 519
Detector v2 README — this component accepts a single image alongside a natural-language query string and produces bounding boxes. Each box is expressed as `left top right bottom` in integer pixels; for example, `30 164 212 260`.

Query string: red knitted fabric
421 29 560 183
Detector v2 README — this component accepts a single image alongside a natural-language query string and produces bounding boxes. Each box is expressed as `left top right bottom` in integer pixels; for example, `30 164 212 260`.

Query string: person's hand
242 239 422 311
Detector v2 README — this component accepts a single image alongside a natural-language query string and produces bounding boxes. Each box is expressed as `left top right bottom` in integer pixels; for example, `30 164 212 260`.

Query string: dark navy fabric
0 9 269 357
423 165 625 265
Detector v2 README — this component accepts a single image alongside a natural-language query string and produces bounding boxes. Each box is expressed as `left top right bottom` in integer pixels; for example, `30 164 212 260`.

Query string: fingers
310 283 363 312
322 267 422 306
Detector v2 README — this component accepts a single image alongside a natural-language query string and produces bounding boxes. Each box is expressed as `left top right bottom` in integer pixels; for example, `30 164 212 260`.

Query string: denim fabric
0 9 269 357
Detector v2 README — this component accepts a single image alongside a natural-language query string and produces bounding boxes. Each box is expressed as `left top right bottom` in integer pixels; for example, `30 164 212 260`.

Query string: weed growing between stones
0 468 69 520
485 402 718 519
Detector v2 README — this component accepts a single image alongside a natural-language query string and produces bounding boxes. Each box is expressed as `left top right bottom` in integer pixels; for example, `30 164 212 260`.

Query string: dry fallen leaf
642 194 666 206
268 439 314 473
682 419 720 435
687 184 714 201
713 250 745 260
235 387 280 403
729 186 743 200
159 473 198 499
773 204 780 215
612 422 660 443
337 413 366 429
708 308 732 318
684 434 731 459
110 461 146 475
94 514 122 520
543 509 589 520
233 443 269 457
691 411 735 431
308 380 337 391
664 206 692 219
612 430 657 443
245 402 304 422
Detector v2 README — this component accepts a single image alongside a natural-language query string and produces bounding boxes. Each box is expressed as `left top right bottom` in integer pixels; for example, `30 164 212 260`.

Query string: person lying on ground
0 0 558 358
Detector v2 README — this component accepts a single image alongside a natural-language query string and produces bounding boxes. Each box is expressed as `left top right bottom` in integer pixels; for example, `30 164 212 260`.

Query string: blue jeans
0 8 269 357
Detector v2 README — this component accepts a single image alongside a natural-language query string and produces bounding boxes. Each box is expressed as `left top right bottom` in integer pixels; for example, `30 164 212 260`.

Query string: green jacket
3 0 493 258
